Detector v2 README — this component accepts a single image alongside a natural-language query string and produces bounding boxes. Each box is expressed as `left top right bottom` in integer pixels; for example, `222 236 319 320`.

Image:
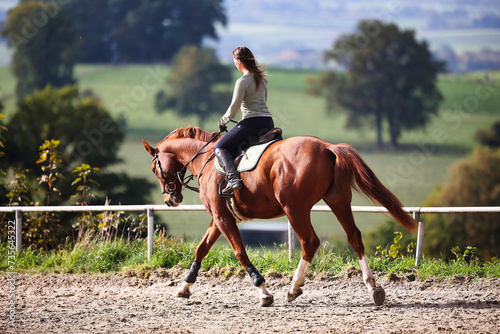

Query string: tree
155 45 232 124
111 0 226 62
62 0 115 63
314 20 444 150
62 0 227 63
422 147 500 260
1 1 78 101
5 85 121 171
2 0 227 65
475 120 500 149
2 85 153 206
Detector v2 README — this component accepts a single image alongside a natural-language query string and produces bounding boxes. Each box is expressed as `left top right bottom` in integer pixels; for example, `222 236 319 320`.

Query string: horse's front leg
177 219 221 298
216 213 274 307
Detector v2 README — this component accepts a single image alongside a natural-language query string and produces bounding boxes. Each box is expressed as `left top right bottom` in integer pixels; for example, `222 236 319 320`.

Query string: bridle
152 130 222 195
152 153 183 196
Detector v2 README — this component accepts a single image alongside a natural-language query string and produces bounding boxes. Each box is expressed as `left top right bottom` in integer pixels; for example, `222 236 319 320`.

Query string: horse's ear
142 139 156 156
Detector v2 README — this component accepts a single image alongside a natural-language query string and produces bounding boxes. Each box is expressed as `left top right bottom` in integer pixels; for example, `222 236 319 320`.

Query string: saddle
234 128 283 167
214 128 283 175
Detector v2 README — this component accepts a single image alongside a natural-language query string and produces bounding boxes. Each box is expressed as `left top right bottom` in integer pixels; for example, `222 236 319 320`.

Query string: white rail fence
2 205 499 266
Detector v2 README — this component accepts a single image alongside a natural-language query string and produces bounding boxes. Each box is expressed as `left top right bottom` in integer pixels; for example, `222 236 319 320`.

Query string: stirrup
219 181 234 198
218 179 242 198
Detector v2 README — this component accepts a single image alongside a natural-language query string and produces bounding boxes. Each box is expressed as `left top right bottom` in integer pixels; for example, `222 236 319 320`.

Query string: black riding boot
215 148 242 195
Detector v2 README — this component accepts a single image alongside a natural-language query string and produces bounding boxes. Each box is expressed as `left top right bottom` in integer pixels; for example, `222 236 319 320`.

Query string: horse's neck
171 139 212 175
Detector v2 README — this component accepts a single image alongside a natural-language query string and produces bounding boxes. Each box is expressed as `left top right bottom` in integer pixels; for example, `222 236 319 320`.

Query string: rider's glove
218 118 228 132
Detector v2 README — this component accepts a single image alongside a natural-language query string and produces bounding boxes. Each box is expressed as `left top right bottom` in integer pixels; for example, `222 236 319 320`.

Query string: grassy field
3 237 499 278
1 65 499 242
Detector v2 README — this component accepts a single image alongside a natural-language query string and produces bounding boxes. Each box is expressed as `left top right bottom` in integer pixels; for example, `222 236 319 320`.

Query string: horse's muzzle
163 193 183 207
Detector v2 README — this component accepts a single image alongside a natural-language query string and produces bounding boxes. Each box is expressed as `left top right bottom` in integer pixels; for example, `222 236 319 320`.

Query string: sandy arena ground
1 267 499 333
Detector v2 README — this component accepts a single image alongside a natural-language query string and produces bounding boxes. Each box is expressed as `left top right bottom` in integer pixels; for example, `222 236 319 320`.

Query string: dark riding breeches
214 116 274 157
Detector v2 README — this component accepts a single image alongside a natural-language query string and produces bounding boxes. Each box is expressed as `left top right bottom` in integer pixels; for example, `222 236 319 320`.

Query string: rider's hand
218 119 228 132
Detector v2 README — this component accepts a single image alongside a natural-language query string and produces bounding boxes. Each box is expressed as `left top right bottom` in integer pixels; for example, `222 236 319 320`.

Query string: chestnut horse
143 126 417 307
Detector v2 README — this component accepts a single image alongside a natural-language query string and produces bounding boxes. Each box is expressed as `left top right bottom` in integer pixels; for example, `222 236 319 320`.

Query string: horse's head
143 139 184 207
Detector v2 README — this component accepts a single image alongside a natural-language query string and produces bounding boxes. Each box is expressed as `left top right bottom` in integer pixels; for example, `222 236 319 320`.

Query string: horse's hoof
176 290 191 299
287 288 303 302
260 295 274 307
370 286 385 306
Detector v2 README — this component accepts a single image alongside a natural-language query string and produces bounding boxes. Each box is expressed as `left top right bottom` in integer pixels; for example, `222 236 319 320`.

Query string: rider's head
232 46 266 90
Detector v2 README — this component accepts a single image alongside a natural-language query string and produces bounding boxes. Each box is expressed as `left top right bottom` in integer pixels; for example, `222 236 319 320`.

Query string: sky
0 0 15 11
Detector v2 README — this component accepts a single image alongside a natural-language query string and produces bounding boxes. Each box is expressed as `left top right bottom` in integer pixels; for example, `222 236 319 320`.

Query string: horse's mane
163 126 220 143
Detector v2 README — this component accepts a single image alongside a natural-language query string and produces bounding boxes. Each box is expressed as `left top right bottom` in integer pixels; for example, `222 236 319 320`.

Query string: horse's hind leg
285 209 320 302
325 198 385 306
177 219 221 298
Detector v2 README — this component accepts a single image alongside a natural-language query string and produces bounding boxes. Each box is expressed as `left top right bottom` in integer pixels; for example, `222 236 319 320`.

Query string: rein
154 130 222 194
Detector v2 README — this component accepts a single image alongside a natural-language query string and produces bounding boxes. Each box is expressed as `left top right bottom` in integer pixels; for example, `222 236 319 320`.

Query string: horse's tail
328 144 418 232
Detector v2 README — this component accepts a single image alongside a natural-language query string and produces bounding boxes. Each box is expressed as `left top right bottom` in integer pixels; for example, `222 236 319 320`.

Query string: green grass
1 65 500 242
438 72 500 114
1 238 499 279
9 239 148 274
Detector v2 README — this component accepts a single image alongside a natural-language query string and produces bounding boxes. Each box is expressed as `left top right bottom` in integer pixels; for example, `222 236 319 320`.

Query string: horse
143 126 418 307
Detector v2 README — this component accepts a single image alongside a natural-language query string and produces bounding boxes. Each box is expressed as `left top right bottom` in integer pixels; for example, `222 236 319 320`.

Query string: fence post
414 211 425 266
288 220 295 262
147 208 154 261
15 209 22 253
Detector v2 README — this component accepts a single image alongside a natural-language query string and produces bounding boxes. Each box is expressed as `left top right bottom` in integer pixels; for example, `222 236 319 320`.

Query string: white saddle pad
214 139 280 175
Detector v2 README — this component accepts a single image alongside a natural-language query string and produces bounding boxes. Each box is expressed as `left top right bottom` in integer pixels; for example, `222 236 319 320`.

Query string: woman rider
214 46 274 196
